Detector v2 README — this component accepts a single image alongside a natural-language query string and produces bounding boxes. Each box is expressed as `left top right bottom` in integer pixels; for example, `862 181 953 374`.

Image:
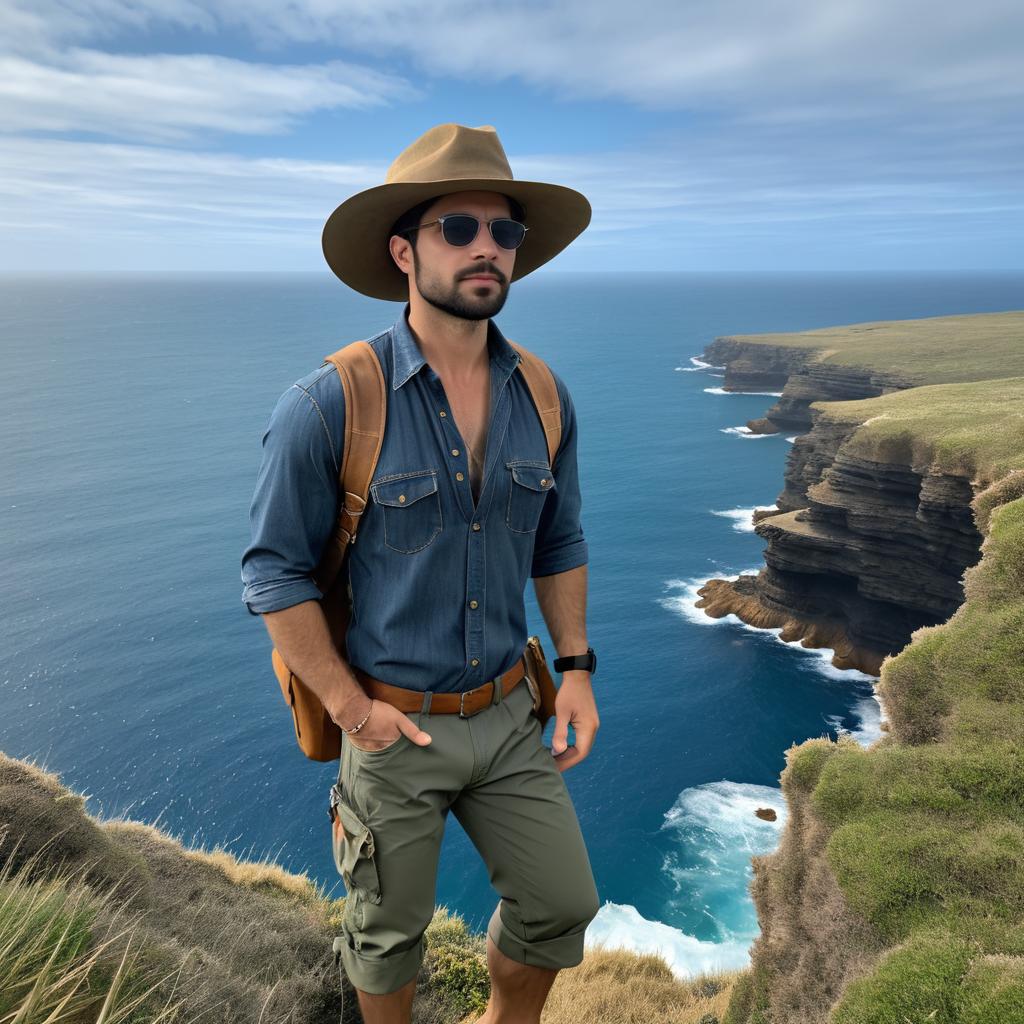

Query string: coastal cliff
725 474 1024 1023
700 310 1024 1022
696 312 1024 675
704 311 1024 435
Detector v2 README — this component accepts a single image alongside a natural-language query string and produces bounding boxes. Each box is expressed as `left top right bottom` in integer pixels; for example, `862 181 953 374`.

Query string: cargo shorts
329 674 601 995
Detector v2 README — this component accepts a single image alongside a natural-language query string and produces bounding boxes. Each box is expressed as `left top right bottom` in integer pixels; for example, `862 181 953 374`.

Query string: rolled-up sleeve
530 372 588 578
240 375 343 615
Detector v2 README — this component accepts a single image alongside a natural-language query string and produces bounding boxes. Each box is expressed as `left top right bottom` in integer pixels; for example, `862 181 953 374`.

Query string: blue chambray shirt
240 303 588 693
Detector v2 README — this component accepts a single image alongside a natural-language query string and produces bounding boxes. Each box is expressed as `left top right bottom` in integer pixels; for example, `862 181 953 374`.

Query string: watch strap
553 647 596 674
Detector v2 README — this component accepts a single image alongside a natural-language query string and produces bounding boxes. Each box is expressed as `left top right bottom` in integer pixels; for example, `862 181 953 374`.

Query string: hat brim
321 178 591 301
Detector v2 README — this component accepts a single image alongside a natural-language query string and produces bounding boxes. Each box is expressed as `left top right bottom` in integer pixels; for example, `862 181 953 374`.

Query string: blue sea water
2 270 1022 979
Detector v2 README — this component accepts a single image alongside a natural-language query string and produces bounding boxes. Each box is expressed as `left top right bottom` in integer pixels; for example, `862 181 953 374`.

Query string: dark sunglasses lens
491 219 526 249
441 215 480 246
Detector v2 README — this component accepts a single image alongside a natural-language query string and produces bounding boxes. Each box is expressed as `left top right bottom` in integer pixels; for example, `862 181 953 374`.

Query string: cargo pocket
329 783 383 905
505 461 555 534
371 470 443 553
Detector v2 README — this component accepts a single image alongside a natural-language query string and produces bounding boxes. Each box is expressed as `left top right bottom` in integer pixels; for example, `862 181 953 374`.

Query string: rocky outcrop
702 337 917 434
696 373 985 676
697 408 984 674
699 339 815 394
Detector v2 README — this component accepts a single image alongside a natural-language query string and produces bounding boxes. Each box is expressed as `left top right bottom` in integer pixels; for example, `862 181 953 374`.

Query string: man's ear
389 234 413 276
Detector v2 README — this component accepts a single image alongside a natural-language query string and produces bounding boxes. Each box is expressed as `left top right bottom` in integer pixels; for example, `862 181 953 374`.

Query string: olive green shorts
330 675 601 995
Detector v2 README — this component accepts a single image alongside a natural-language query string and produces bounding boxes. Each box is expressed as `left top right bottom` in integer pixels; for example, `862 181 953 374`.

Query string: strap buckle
459 680 497 718
459 689 481 718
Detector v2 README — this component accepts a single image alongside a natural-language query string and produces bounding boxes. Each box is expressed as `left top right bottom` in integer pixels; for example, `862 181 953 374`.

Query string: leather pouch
523 634 558 728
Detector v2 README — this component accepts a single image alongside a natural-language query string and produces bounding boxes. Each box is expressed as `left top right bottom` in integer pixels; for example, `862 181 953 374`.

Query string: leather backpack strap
311 340 386 595
507 340 562 469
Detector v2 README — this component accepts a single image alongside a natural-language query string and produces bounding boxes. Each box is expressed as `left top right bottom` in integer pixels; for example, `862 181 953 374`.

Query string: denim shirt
241 303 588 693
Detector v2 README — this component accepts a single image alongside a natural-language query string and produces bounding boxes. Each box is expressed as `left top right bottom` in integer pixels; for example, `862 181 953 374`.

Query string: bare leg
352 973 417 1024
475 933 559 1024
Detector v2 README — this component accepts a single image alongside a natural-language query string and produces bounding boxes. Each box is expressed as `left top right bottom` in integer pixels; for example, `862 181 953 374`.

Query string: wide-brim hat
322 123 592 301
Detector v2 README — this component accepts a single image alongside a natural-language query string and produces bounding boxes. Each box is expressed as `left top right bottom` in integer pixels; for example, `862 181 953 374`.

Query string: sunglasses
403 214 529 250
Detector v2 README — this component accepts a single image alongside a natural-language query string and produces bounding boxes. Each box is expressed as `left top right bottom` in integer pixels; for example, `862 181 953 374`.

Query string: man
241 123 601 1024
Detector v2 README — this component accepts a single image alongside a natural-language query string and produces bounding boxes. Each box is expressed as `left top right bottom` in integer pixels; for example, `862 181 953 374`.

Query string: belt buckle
459 681 492 718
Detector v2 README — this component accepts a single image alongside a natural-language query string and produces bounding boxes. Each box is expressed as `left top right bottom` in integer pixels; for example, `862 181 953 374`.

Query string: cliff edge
724 475 1024 1023
696 312 1024 675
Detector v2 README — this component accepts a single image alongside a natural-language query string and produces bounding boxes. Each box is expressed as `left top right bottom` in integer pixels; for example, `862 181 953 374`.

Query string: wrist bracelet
341 698 373 735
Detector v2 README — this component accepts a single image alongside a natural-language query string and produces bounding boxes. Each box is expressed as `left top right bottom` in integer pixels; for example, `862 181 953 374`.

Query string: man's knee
538 875 601 942
488 873 601 971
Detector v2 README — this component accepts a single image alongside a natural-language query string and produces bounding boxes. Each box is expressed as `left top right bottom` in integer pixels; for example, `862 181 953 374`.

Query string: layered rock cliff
702 337 914 434
698 312 1024 1021
696 313 1024 675
697 403 985 675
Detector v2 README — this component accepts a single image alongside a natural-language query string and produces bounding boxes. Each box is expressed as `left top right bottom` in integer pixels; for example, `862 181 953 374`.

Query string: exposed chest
440 371 491 497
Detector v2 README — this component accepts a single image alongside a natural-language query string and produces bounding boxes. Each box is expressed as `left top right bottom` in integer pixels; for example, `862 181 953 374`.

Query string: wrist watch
553 646 597 674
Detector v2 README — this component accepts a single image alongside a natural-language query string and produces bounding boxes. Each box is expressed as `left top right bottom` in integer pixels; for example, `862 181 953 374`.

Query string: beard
413 254 510 321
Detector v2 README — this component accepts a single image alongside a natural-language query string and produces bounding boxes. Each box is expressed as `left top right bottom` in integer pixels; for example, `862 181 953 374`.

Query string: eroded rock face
702 339 815 397
761 363 914 433
695 345 984 676
702 337 917 434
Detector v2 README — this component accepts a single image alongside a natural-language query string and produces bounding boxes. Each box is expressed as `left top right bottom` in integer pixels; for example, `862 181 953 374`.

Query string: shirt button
472 522 481 531
469 599 478 609
541 478 549 486
456 471 464 481
470 658 480 667
398 494 406 503
439 410 447 417
451 448 460 456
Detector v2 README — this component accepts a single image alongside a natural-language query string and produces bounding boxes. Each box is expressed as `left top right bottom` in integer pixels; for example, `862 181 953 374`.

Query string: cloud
6 0 1021 116
1 131 1018 270
0 48 419 142
0 0 1019 270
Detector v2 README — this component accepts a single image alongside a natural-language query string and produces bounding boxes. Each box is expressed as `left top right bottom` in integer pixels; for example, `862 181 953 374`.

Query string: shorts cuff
486 903 586 971
337 931 425 995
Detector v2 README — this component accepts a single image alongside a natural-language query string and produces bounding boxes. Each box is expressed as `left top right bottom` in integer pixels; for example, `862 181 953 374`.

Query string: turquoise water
2 270 1021 977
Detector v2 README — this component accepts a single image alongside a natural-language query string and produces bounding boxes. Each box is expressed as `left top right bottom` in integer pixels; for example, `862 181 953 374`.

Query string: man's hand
333 697 433 752
549 670 598 772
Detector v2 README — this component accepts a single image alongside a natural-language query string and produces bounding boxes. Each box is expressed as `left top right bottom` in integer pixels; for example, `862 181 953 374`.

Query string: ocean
2 269 1022 978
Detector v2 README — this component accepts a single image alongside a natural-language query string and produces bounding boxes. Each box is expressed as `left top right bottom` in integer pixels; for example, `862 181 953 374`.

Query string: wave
703 387 784 397
585 780 787 978
710 505 779 532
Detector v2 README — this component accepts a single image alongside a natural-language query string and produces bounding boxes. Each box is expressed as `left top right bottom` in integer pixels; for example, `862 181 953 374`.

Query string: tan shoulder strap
507 340 562 468
311 340 386 594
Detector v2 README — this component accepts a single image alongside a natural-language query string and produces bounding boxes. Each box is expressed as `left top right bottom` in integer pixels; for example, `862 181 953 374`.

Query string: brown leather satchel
271 336 564 761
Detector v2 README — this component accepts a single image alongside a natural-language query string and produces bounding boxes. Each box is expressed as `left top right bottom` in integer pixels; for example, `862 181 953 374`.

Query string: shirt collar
391 302 520 391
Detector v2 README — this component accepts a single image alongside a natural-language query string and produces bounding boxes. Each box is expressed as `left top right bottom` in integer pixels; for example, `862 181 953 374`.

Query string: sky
0 0 1021 273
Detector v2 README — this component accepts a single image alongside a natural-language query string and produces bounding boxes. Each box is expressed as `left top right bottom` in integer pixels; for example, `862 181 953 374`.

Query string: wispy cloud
0 0 1020 270
1 133 1018 270
0 48 418 142
7 0 1021 115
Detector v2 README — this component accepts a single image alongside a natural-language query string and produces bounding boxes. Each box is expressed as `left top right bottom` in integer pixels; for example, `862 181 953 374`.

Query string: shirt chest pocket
506 460 555 534
370 470 443 553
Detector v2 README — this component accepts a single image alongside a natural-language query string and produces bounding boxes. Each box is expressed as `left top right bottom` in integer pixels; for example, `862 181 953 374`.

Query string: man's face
396 190 517 322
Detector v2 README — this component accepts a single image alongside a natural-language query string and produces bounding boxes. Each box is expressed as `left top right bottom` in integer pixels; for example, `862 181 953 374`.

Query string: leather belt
349 653 528 718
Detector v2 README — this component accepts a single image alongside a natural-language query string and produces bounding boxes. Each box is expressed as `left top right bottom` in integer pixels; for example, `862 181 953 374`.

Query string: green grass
719 310 1024 385
811 375 1024 488
743 493 1024 1021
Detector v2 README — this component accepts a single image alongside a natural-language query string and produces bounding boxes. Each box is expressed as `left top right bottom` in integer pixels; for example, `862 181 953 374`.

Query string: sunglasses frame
402 213 529 250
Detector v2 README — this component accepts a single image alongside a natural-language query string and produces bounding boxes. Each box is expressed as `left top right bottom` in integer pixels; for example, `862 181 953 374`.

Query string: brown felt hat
321 123 592 300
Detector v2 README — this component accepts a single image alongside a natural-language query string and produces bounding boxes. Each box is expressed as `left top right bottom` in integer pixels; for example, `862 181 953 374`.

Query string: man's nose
469 222 500 260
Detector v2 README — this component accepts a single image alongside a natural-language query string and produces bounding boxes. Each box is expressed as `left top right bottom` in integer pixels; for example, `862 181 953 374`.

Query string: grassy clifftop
0 751 744 1023
716 311 1024 385
812 374 1024 488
